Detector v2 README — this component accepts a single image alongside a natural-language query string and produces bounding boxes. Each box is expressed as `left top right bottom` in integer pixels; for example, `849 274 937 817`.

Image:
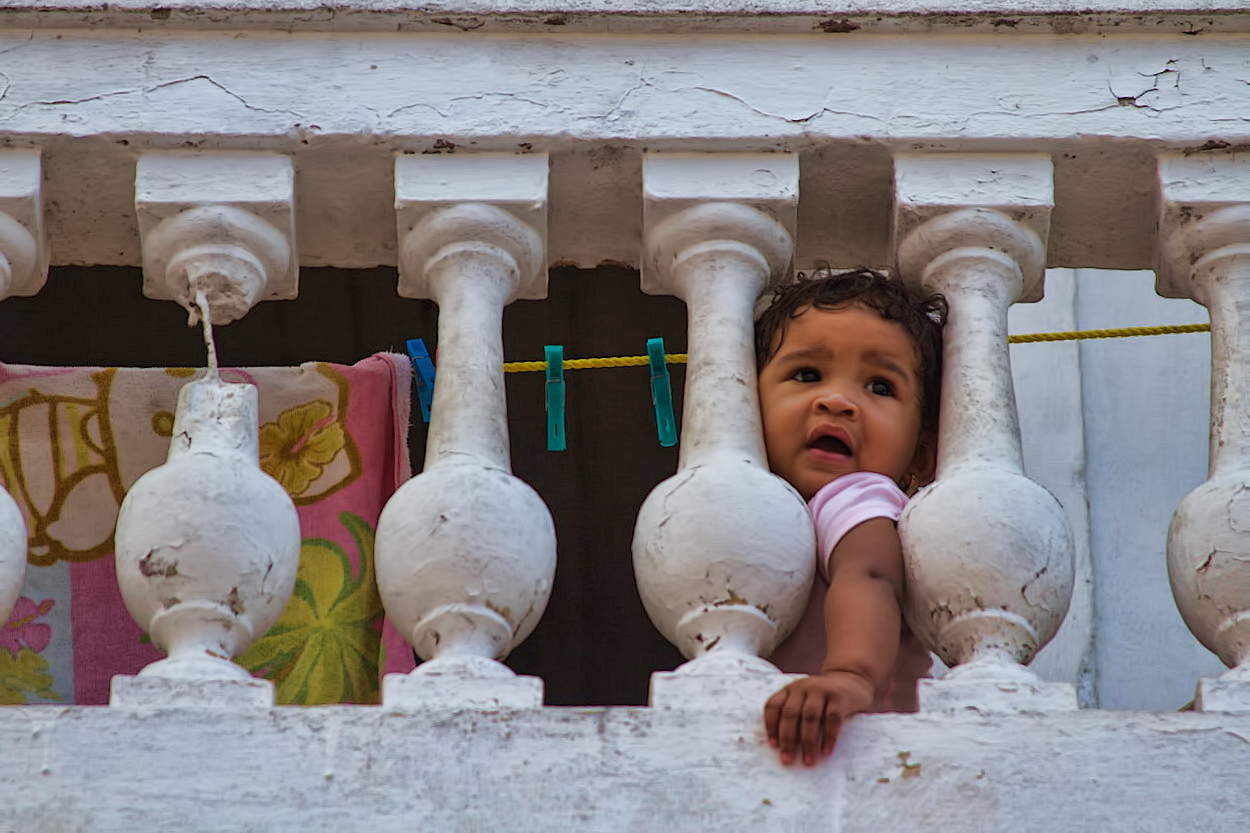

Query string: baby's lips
807 423 854 454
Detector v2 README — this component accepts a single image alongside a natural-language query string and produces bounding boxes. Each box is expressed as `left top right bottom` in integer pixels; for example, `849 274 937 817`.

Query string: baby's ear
909 433 938 486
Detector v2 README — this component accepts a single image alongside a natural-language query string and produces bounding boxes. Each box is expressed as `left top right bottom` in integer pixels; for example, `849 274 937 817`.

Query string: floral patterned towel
0 356 417 705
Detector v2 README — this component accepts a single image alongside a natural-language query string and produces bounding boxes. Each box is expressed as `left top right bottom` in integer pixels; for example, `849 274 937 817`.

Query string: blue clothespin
647 337 678 448
406 338 437 423
545 345 566 452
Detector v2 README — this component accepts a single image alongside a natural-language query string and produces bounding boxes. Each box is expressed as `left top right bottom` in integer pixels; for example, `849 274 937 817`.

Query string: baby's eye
867 378 895 397
790 367 820 383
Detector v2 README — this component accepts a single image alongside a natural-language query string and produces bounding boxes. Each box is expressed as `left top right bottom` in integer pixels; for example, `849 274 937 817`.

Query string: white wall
1010 268 1223 709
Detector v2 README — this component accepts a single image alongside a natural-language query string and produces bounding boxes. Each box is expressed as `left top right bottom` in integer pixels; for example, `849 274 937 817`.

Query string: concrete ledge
1 705 1248 830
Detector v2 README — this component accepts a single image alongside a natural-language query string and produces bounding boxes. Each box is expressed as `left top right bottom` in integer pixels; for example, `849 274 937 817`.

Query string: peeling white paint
377 155 556 705
113 375 301 687
895 155 1075 708
633 155 815 700
1 705 1249 830
1159 156 1250 710
0 32 1244 272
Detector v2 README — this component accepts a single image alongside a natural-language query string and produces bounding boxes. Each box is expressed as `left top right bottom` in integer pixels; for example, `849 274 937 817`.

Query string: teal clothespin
545 345 567 452
406 338 436 423
647 337 678 448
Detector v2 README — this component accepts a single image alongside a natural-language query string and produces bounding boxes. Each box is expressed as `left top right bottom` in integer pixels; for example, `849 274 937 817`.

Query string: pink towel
0 356 417 705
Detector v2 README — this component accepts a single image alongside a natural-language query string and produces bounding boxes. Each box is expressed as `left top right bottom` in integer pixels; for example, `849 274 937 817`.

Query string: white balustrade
111 153 302 707
136 153 297 325
0 149 43 629
893 154 1077 712
1157 154 1250 712
376 153 556 709
633 152 816 709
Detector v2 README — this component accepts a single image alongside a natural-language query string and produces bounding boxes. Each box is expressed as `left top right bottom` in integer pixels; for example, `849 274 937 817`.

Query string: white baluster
377 153 555 709
1157 154 1250 712
111 154 301 707
136 152 297 325
633 152 816 709
0 149 44 628
893 154 1077 712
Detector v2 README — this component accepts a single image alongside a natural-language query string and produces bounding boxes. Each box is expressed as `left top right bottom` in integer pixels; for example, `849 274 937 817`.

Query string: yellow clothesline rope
500 323 1212 373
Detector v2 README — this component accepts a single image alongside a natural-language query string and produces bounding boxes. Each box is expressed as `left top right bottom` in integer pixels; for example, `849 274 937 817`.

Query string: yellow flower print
258 401 346 497
238 512 384 705
0 647 61 705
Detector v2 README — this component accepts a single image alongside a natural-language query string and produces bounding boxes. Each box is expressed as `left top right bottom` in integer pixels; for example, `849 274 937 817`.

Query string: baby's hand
763 670 876 767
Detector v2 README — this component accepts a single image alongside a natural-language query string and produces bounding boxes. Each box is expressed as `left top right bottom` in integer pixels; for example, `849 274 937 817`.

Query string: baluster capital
642 152 797 302
0 148 47 301
894 153 1052 303
136 152 296 325
395 152 548 303
1156 154 1250 304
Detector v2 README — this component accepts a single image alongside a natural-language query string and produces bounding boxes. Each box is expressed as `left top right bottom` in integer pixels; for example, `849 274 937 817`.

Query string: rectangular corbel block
1155 153 1250 299
893 153 1054 302
641 152 798 296
135 152 298 303
394 152 549 301
0 148 48 298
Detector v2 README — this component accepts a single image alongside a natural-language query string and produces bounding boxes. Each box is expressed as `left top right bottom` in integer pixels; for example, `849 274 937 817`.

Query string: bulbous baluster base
903 467 1077 713
1170 476 1250 712
649 648 804 711
110 378 300 709
634 460 814 709
377 463 555 710
383 652 544 710
633 462 814 658
918 649 1077 714
1195 664 1250 713
112 599 275 708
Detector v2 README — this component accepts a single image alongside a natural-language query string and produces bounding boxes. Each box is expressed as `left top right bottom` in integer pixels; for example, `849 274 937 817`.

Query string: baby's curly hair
754 268 947 434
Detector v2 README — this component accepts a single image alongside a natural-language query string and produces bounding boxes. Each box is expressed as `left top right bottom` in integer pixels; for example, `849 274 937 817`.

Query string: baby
757 268 946 767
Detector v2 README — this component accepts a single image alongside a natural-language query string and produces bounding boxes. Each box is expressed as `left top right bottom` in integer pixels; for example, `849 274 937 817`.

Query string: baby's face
758 304 926 501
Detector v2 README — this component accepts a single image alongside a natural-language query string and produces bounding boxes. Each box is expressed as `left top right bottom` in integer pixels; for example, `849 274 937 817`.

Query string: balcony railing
1 2 1249 828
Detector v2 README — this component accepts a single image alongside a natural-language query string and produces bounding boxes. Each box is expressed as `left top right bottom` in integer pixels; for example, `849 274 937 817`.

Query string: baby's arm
763 516 904 767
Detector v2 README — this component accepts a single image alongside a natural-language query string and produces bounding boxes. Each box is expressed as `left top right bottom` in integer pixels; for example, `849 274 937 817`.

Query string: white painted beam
0 32 1244 273
3 0 1249 34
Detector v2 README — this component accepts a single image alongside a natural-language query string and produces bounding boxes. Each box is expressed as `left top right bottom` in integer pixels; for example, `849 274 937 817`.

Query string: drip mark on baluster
191 285 220 380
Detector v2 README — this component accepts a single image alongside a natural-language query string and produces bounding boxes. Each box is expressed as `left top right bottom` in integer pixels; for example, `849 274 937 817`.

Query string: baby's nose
815 387 858 414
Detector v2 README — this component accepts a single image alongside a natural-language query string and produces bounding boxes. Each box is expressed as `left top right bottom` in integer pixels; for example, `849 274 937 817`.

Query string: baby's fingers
800 696 829 766
765 686 806 766
821 708 845 758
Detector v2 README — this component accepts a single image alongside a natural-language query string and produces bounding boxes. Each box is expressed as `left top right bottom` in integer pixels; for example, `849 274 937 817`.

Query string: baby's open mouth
810 435 851 456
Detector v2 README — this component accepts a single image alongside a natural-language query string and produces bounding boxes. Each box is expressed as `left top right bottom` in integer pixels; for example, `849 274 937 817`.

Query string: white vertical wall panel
1010 269 1098 705
1014 269 1223 709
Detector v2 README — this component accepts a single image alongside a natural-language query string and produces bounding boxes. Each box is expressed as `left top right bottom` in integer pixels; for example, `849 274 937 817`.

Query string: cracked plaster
0 30 1244 271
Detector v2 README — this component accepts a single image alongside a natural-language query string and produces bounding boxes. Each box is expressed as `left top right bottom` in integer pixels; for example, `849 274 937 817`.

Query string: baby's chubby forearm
764 517 905 767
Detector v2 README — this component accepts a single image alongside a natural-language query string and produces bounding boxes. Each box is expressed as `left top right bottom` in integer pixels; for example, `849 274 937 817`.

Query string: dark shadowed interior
0 263 692 705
